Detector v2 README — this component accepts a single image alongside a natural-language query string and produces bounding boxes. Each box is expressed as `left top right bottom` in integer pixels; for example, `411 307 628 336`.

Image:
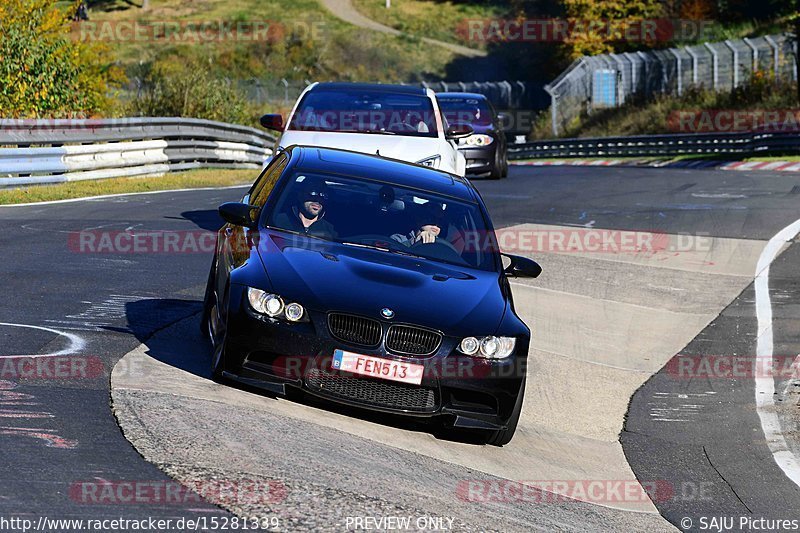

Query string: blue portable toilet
592 69 617 108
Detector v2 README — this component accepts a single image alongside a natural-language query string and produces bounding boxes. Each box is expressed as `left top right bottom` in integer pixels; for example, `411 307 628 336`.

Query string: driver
391 202 444 246
273 178 337 239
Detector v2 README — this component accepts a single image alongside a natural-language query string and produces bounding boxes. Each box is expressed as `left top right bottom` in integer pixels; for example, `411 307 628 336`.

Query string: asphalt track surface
0 165 799 531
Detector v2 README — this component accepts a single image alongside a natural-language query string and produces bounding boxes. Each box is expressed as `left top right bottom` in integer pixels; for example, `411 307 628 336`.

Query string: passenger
273 178 337 239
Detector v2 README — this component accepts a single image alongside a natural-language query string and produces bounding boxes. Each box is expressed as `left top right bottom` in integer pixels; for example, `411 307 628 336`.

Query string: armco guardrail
0 118 276 187
508 130 800 160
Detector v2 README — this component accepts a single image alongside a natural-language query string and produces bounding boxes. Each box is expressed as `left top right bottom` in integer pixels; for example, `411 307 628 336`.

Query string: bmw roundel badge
380 308 395 319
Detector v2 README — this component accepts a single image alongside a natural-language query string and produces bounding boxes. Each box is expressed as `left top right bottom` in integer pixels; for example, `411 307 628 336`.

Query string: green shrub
125 57 251 124
0 0 124 117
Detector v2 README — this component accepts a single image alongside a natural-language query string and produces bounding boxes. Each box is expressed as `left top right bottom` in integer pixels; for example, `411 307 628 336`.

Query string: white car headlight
247 288 306 322
416 155 441 168
458 336 516 359
463 134 494 147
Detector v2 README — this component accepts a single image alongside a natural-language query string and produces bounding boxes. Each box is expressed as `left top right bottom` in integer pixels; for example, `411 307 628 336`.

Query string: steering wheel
410 237 464 263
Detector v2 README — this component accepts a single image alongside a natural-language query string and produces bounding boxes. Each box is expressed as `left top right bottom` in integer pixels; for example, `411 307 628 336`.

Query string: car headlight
458 336 515 359
463 134 494 147
416 155 441 168
247 287 306 322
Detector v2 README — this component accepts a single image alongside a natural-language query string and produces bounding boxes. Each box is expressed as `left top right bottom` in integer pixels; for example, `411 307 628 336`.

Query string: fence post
281 79 289 104
544 85 558 137
724 40 739 88
610 54 627 104
670 49 683 95
703 42 719 90
636 51 652 96
743 37 759 73
764 35 780 79
623 53 637 93
685 46 698 86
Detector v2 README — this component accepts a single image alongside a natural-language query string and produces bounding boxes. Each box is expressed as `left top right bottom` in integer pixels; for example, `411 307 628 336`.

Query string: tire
485 377 525 446
501 152 509 178
200 260 216 338
489 148 503 180
206 284 229 383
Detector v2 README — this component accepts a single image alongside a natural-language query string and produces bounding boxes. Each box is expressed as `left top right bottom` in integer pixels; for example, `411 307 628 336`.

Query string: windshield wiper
340 241 426 259
335 129 396 135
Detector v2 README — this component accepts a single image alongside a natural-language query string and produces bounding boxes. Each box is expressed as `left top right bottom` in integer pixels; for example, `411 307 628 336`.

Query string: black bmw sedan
202 145 540 445
437 92 509 179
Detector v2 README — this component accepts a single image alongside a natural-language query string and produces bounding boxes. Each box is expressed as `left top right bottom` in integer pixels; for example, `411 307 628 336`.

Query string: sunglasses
304 190 328 202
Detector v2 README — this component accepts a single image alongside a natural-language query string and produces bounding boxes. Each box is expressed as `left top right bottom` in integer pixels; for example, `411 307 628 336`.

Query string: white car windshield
287 88 439 138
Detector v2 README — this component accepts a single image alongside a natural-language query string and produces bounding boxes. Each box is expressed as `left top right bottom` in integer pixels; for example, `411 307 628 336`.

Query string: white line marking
0 322 85 357
754 218 800 486
0 184 249 208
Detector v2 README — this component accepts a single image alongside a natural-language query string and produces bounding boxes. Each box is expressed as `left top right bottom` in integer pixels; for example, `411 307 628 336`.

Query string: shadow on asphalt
161 209 224 232
122 298 489 446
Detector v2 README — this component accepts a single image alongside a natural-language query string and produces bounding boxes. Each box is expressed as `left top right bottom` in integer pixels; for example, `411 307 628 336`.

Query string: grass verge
0 168 256 205
350 0 504 49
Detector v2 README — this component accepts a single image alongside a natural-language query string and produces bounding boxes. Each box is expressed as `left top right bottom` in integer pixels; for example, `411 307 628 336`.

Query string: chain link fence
545 33 797 136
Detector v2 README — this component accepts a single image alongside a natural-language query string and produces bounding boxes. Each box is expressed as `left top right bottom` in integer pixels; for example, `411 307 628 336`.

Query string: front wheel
485 377 525 446
206 285 229 383
489 147 504 180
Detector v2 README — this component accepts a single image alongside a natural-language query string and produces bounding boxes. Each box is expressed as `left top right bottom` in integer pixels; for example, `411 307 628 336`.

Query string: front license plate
332 349 423 385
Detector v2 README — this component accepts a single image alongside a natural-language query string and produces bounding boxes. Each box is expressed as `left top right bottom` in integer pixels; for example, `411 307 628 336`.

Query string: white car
259 82 470 176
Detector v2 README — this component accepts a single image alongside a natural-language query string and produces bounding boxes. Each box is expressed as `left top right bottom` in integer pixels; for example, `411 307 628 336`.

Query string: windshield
287 88 439 137
265 172 497 271
438 97 493 127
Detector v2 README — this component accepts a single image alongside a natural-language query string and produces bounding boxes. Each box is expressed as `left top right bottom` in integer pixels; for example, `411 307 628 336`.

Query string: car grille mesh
307 368 436 411
386 325 441 356
328 313 381 347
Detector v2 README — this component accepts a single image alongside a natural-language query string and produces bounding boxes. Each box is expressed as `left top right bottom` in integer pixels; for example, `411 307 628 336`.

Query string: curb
510 159 800 172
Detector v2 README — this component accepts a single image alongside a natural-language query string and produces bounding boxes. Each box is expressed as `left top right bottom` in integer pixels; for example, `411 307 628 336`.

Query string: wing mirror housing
219 202 258 228
259 114 284 131
502 254 542 278
445 123 473 140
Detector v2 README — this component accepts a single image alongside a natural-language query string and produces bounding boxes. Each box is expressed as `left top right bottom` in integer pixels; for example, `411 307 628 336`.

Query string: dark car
202 146 541 445
437 92 508 179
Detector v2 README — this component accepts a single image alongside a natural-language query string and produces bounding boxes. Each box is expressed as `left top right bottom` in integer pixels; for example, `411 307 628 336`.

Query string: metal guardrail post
724 40 739 88
764 35 780 79
743 38 759 73
670 49 683 95
703 42 719 90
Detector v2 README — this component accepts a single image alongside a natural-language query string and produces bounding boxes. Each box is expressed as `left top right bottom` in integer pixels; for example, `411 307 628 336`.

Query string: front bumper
221 289 527 431
458 145 496 175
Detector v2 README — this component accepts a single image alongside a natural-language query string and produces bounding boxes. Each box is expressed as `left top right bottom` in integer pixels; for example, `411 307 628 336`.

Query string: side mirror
496 112 511 129
259 114 284 131
219 202 258 228
502 254 542 278
445 123 473 140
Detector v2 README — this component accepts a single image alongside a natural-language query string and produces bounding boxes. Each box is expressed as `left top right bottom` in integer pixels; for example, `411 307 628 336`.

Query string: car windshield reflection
265 172 498 271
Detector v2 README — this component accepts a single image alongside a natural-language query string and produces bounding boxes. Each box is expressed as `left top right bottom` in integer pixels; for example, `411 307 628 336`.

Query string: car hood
256 232 506 335
278 131 442 165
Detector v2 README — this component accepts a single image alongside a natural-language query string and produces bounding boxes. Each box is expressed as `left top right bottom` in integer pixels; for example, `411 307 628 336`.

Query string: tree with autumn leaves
0 0 124 117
